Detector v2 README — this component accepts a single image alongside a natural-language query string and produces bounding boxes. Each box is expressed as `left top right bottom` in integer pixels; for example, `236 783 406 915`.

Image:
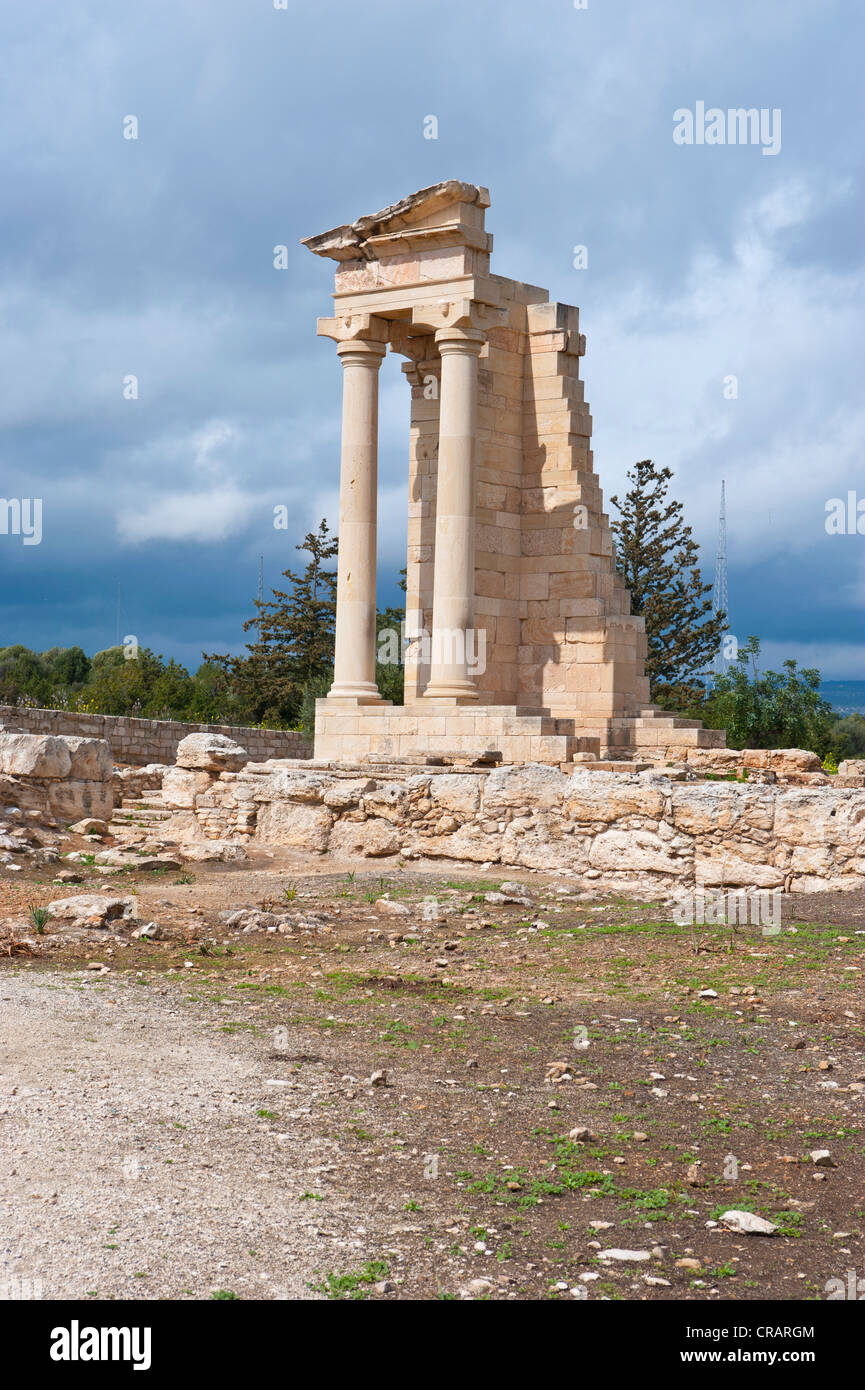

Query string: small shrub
28 905 50 934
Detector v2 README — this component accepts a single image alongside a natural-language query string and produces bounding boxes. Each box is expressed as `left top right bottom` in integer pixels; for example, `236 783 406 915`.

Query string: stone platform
315 698 725 765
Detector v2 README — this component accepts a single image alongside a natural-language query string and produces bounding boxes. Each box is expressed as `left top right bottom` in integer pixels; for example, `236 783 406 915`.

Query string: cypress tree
610 459 727 709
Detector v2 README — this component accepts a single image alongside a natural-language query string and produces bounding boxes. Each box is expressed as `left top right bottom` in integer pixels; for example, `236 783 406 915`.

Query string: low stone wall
0 732 114 825
0 706 312 766
160 760 865 895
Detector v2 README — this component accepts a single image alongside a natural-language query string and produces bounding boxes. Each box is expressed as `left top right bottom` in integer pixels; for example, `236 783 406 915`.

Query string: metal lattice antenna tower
712 480 728 675
257 555 263 607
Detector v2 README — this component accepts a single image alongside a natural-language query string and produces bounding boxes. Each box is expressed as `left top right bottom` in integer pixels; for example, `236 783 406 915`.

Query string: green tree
0 645 51 706
375 604 406 705
700 636 834 753
206 520 338 726
823 713 865 763
87 646 194 718
49 646 91 686
610 459 727 709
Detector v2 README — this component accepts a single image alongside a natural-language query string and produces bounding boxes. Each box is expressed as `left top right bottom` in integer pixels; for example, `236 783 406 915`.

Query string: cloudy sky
1 0 862 679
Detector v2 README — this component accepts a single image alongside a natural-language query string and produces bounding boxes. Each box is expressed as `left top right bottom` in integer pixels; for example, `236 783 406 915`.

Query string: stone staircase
544 702 725 764
108 791 174 849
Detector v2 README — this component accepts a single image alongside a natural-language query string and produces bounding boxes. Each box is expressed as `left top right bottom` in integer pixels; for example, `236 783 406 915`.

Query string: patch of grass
772 1210 804 1239
312 1259 389 1300
457 1157 618 1208
381 1020 419 1049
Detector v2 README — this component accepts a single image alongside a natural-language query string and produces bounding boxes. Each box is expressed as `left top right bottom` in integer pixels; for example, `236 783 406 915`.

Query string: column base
423 681 479 703
327 682 383 704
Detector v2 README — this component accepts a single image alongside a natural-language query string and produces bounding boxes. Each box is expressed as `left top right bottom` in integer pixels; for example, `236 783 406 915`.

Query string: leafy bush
697 637 834 754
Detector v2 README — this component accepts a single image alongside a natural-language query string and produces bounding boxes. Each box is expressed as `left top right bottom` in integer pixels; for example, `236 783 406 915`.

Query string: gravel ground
0 969 376 1301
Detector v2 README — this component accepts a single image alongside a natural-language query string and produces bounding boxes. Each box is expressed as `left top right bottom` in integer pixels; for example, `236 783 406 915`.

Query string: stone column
424 327 485 700
328 336 387 701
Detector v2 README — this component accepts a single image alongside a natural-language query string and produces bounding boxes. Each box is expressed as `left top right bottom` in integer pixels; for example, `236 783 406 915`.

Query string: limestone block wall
403 287 653 733
519 301 649 720
0 732 114 823
0 707 312 767
402 286 654 725
160 761 865 896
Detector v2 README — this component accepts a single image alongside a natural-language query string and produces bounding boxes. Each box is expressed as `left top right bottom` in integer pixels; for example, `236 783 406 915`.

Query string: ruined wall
160 761 865 896
0 732 114 825
401 288 649 720
0 707 312 767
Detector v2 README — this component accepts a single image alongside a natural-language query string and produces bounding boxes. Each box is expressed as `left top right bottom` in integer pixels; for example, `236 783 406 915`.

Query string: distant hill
820 681 865 716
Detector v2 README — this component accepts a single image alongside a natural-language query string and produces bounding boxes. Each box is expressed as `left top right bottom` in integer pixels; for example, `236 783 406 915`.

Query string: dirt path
0 969 378 1301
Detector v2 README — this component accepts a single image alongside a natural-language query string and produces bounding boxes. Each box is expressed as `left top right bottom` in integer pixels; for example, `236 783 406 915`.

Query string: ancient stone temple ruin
304 181 724 766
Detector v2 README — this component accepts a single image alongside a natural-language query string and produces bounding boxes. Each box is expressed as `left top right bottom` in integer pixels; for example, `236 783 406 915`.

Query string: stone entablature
304 181 725 764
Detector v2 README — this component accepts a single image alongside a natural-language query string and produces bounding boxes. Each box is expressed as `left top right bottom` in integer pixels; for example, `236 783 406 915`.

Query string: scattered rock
809 1150 836 1168
546 1061 573 1084
46 895 138 929
69 818 109 837
718 1210 778 1236
462 1278 493 1299
130 922 161 940
374 899 411 917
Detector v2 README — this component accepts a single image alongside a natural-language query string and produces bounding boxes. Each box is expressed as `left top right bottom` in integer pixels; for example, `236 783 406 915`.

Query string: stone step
560 760 652 774
633 717 703 730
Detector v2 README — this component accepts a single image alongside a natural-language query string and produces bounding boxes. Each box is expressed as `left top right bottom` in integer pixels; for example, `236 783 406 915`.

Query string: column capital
434 326 486 353
317 312 390 346
336 337 387 366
